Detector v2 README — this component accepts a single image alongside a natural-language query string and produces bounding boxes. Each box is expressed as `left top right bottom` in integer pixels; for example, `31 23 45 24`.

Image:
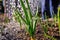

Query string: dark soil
0 19 60 40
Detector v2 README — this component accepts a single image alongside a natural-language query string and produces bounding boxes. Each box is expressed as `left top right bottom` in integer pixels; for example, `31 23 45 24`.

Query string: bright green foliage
57 6 60 33
54 6 60 34
13 0 58 39
14 0 38 37
53 5 60 35
44 33 57 40
13 10 22 27
40 12 57 40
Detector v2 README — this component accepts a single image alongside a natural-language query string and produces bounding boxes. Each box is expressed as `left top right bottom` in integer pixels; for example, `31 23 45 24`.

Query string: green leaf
19 0 31 25
57 6 60 33
15 9 28 25
26 0 32 19
13 0 38 37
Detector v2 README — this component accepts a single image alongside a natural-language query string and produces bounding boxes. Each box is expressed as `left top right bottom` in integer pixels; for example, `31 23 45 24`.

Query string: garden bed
0 18 60 40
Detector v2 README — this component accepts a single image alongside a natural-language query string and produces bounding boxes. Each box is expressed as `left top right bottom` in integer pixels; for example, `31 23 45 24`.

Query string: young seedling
57 5 60 34
44 33 57 40
14 0 38 40
13 10 22 28
41 12 56 40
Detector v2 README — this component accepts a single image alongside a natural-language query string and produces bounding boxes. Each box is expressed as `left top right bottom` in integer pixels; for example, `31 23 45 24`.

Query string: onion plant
13 10 22 28
14 0 38 40
13 0 57 40
54 5 60 34
57 5 60 33
40 12 57 40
